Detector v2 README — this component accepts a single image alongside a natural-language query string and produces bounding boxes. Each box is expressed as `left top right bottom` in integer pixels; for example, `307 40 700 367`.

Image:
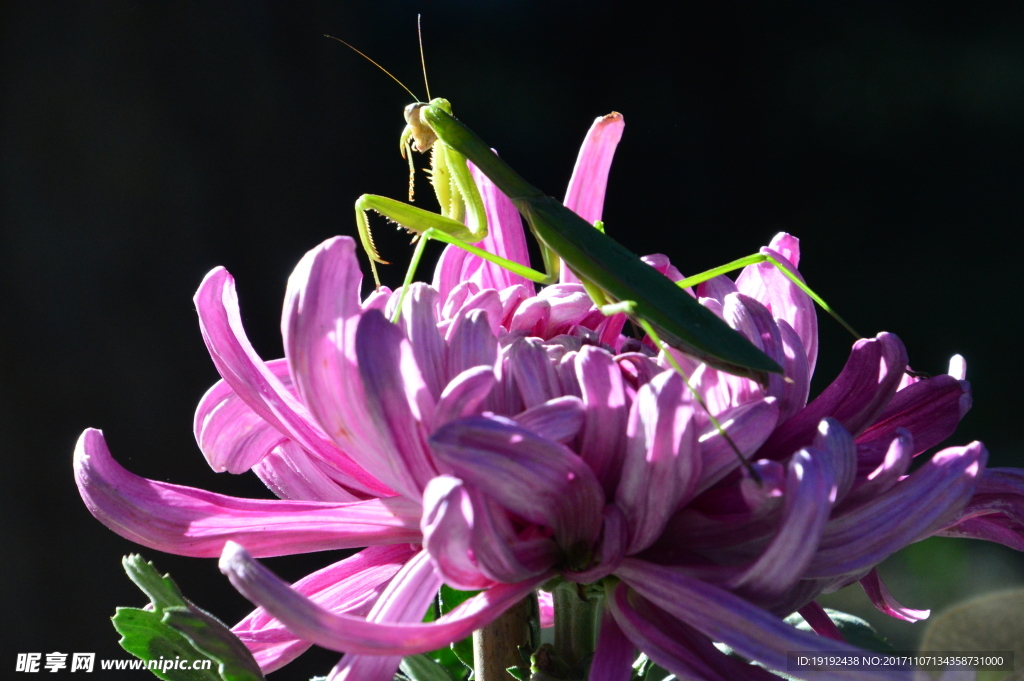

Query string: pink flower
74 112 1013 681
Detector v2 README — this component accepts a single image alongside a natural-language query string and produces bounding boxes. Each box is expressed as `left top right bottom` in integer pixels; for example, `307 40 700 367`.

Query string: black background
3 2 1024 677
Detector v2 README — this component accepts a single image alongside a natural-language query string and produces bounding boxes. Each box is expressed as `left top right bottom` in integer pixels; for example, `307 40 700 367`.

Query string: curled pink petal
617 559 902 680
757 333 908 461
233 544 413 672
860 568 930 622
560 112 625 284
196 264 387 496
219 542 551 655
430 415 605 552
74 429 420 557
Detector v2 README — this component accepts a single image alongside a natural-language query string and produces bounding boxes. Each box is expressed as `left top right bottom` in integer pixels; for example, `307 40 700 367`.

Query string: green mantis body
353 94 867 477
356 98 795 384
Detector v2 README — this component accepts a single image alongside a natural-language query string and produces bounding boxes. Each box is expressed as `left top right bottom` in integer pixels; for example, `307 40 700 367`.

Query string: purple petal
807 442 987 578
855 374 972 472
607 581 790 681
444 289 503 341
616 559 904 680
776 320 811 423
327 654 401 681
356 310 439 501
735 236 818 374
219 542 551 654
860 568 930 622
842 430 912 508
797 602 845 641
514 396 586 444
937 468 1024 550
560 112 625 284
324 550 442 681
421 476 495 590
696 397 780 495
197 261 388 496
576 346 630 495
468 485 560 583
616 371 700 554
74 429 421 557
538 284 597 336
812 418 857 504
446 307 500 379
565 504 628 583
757 333 908 461
278 237 398 496
508 337 563 409
233 545 413 672
433 366 498 427
396 284 447 402
430 415 605 552
723 293 787 403
589 606 634 681
726 449 834 603
253 441 362 503
194 358 292 474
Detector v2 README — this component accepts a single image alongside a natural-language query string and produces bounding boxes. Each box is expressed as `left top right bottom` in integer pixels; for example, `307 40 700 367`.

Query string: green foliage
112 555 265 681
785 608 895 653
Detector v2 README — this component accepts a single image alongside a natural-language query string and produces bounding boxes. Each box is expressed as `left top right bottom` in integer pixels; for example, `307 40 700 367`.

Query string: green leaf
438 585 478 673
400 654 457 681
113 607 223 681
113 555 266 681
785 609 895 653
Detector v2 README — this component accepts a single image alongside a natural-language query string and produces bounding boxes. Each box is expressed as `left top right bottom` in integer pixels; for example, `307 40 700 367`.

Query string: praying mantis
335 34 856 386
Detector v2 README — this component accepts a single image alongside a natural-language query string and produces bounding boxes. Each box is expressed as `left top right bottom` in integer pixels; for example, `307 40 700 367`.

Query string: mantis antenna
323 34 422 102
418 15 432 101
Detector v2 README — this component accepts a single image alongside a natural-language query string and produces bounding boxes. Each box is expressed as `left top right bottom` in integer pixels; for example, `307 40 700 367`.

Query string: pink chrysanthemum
75 113 1020 681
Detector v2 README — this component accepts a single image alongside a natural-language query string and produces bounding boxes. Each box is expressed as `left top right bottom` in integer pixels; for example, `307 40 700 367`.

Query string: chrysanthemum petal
757 333 908 461
233 545 414 672
616 559 904 680
196 263 388 496
696 397 780 495
356 310 440 501
446 307 500 378
726 449 833 603
855 374 972 472
283 239 413 488
324 550 442 681
807 442 986 578
194 358 292 474
429 415 605 551
589 606 635 681
860 568 930 622
396 284 447 401
735 235 818 373
421 475 495 590
74 429 420 557
219 542 551 655
253 441 362 503
576 346 629 495
560 112 625 285
461 160 533 291
938 468 1024 550
617 371 700 554
607 581 799 681
514 395 586 444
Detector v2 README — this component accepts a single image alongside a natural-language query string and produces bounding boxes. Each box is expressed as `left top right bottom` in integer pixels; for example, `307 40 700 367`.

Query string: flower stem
552 582 602 672
473 593 536 681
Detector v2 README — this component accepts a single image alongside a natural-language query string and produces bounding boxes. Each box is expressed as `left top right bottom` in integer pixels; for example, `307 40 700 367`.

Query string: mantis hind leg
674 253 861 339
